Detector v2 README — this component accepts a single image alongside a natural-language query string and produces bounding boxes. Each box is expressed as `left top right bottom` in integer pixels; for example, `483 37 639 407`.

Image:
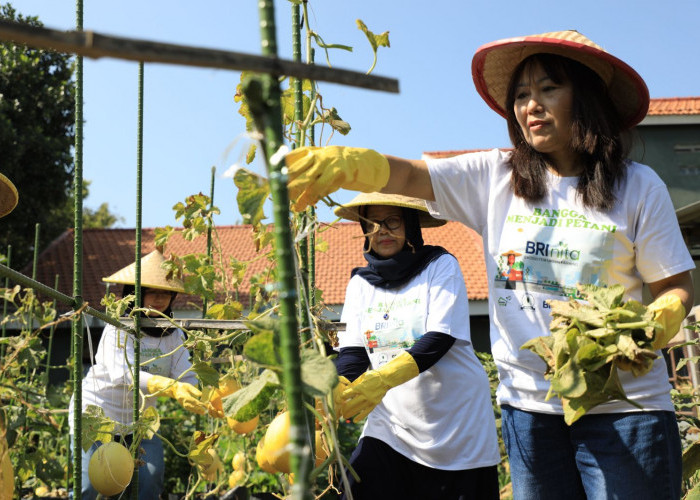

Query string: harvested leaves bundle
521 284 659 424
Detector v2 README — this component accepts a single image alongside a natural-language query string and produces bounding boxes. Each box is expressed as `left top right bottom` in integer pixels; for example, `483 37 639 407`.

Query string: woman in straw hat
333 193 500 500
285 31 694 499
70 250 208 499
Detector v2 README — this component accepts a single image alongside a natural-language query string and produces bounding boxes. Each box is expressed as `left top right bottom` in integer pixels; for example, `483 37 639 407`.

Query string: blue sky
9 0 700 228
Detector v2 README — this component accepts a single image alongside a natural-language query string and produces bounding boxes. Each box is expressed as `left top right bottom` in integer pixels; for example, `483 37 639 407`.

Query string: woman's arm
383 156 435 201
648 270 694 313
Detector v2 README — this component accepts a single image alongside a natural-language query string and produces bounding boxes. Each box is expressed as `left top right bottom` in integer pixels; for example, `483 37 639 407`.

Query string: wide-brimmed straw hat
103 250 185 293
471 30 649 128
333 192 446 228
0 173 18 218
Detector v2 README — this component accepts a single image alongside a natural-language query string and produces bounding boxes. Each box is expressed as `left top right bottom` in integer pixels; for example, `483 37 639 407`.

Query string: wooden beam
0 20 399 93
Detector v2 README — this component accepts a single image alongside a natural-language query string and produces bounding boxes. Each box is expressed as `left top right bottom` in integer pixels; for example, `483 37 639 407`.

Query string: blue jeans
501 405 681 500
71 434 164 499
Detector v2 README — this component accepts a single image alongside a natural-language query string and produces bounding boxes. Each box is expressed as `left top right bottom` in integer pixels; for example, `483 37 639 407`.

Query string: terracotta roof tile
647 97 700 116
26 222 488 314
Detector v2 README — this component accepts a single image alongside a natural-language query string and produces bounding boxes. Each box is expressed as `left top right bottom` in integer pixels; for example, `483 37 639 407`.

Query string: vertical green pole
45 274 59 387
131 61 145 499
202 166 215 318
292 2 311 340
72 0 85 494
251 1 310 497
0 245 10 358
29 224 40 329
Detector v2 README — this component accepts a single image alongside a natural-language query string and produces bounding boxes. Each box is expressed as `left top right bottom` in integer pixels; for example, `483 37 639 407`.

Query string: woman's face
365 205 406 258
143 288 174 315
513 61 576 169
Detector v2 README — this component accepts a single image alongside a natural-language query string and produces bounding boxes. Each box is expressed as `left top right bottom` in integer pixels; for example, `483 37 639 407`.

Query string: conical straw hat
103 250 185 293
471 30 649 128
0 173 18 218
333 192 446 228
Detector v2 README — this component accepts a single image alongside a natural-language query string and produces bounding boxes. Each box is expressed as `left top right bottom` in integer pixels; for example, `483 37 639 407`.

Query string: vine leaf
243 331 281 367
222 369 281 421
300 349 338 397
234 167 269 227
80 405 115 452
356 19 390 74
188 431 219 468
193 361 221 387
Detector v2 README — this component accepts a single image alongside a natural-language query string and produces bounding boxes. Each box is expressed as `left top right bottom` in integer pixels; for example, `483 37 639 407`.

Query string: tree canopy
0 3 75 268
0 3 122 269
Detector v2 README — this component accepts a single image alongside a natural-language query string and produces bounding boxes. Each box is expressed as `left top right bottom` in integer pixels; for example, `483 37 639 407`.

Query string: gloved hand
649 294 687 350
340 352 419 422
147 375 207 415
285 146 390 211
314 376 350 428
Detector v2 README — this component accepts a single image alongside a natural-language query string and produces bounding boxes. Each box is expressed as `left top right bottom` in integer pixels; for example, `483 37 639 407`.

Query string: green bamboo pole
71 0 85 494
248 1 310 497
0 245 10 359
130 60 145 499
45 274 59 387
29 223 40 330
292 2 310 341
202 166 216 318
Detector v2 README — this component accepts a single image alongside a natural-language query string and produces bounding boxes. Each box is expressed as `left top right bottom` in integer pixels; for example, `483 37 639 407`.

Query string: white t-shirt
69 323 197 433
426 148 696 414
339 253 500 470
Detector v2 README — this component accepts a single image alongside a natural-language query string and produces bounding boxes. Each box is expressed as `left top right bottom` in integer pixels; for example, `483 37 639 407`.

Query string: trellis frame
0 2 397 497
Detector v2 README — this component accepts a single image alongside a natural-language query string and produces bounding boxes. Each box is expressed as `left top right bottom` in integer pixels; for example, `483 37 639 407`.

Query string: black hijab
351 206 449 289
121 284 177 338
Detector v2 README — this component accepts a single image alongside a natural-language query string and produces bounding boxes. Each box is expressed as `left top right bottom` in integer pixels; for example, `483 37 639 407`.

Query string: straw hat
103 250 185 293
471 30 649 128
0 173 18 218
501 249 522 257
333 192 446 228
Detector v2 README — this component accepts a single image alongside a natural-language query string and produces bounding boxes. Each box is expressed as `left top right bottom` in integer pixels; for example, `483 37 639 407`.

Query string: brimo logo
525 240 581 261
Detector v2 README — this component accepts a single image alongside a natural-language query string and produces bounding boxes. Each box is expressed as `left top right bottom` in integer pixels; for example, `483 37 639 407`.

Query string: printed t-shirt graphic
361 292 424 369
495 204 615 299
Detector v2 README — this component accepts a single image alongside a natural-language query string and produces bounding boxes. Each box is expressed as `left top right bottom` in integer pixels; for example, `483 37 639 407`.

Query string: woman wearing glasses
333 192 500 500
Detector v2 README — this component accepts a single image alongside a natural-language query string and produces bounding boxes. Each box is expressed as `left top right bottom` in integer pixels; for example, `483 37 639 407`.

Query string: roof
647 97 700 116
640 97 700 125
26 222 488 313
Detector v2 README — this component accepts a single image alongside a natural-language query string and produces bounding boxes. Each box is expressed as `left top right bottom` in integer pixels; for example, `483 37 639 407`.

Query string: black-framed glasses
369 215 403 231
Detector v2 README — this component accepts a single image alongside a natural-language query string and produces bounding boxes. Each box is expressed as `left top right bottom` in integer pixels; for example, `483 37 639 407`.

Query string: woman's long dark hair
505 53 631 211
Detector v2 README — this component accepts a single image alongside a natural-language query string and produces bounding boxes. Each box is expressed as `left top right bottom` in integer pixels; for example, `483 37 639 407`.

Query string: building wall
630 124 700 210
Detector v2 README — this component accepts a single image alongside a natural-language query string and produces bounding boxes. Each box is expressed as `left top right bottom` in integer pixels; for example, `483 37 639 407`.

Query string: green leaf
356 19 390 52
81 405 115 452
206 301 244 320
222 369 281 421
192 361 221 387
154 225 175 249
300 349 339 397
234 167 269 227
243 331 280 367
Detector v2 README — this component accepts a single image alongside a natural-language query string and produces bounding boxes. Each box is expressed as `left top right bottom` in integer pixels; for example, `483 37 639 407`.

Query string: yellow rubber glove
340 352 419 422
147 375 207 415
649 294 687 350
285 146 390 212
